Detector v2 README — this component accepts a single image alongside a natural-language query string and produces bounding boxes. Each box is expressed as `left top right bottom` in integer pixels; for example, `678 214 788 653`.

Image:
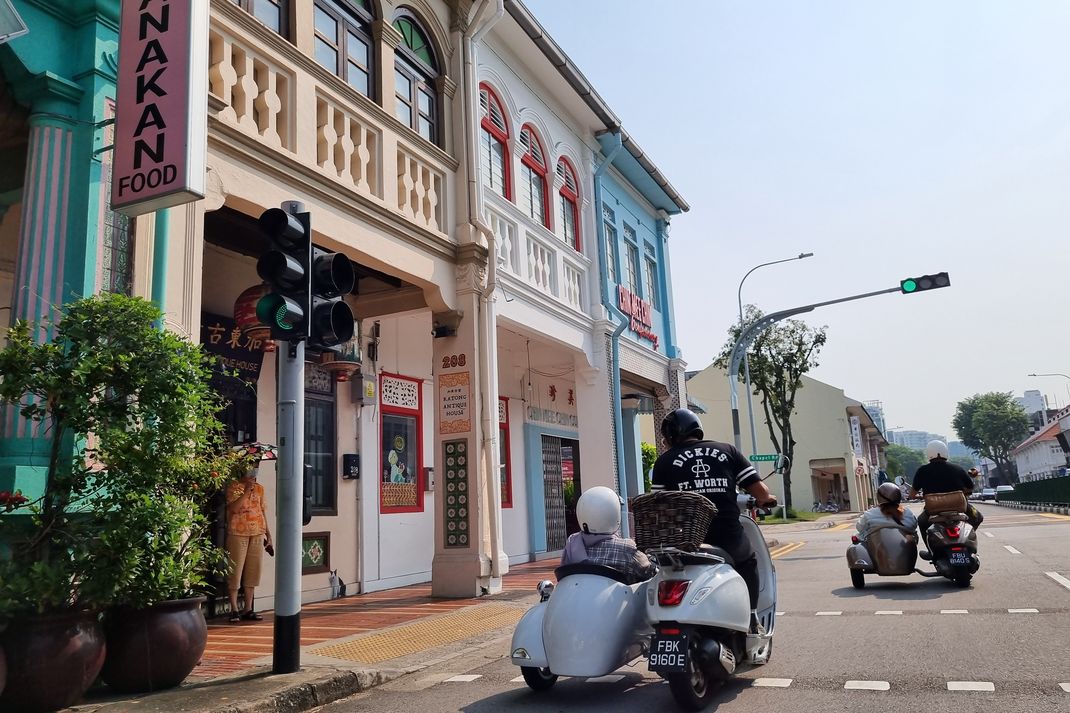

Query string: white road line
983 532 995 538
444 675 482 683
1004 545 1022 554
815 611 842 616
1008 608 1039 613
753 678 793 688
586 675 624 683
875 610 902 615
845 680 890 691
511 675 526 683
776 611 785 616
941 609 969 614
1045 571 1070 591
1060 683 1070 692
947 681 995 691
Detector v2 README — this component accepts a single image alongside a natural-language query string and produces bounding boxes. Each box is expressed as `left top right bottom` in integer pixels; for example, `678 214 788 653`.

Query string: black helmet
876 482 902 506
661 408 704 446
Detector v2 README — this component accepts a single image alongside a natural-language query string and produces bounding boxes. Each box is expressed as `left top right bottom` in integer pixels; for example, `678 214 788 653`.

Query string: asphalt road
314 503 1070 713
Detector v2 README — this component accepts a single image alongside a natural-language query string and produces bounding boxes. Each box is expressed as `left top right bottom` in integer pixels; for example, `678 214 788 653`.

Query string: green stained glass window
393 17 435 70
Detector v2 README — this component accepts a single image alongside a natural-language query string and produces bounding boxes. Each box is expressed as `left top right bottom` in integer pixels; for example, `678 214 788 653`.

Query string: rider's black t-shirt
651 439 760 539
912 460 974 495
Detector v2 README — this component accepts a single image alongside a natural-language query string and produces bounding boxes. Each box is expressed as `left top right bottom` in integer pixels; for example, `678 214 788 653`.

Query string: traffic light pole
727 285 906 451
273 201 306 675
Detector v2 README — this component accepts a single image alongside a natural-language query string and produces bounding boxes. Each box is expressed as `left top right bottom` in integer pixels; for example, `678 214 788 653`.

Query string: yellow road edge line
771 542 805 559
768 543 794 557
826 522 854 531
1038 513 1070 520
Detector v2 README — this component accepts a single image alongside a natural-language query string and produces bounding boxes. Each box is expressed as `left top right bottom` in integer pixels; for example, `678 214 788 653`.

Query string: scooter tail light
850 535 860 544
657 580 691 606
945 525 961 538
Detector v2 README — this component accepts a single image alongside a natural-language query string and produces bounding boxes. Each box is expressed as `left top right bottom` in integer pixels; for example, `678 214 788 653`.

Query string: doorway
541 436 581 550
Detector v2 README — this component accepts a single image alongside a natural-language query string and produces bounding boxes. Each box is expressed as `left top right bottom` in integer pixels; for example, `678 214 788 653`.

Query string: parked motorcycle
510 492 776 711
846 492 979 588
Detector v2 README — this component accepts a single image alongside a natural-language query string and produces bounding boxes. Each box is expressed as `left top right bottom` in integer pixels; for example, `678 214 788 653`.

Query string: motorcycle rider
652 409 777 635
561 486 656 585
856 482 918 542
910 440 983 549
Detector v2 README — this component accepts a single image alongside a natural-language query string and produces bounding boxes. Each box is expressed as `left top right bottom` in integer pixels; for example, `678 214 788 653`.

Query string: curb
991 501 1069 516
220 669 392 713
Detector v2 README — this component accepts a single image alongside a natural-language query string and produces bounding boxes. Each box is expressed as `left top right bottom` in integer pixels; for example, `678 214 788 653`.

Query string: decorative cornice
373 19 404 49
436 75 458 99
13 72 85 121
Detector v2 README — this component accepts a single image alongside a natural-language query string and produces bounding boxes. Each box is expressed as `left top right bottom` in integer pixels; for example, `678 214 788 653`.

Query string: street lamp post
737 253 814 455
1027 373 1070 410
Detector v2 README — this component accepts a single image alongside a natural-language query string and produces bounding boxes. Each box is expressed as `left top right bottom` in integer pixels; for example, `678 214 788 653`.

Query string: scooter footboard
510 604 549 668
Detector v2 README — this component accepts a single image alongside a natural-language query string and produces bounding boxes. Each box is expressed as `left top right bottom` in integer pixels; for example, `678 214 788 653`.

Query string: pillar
431 258 502 596
575 325 615 492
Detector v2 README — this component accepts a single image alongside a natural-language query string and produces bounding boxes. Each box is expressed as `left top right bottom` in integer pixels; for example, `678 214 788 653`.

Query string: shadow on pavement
830 579 959 601
460 671 748 712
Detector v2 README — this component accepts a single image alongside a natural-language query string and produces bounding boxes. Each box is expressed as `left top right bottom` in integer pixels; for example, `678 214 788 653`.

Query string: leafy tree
953 392 1030 484
950 455 978 471
885 444 926 482
641 442 657 493
715 305 828 511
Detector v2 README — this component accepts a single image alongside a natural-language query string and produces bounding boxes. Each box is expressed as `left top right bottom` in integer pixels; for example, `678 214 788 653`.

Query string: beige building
643 366 886 512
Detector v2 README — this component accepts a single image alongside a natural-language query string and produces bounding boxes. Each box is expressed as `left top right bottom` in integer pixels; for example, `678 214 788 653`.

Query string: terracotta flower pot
0 609 106 712
101 597 208 693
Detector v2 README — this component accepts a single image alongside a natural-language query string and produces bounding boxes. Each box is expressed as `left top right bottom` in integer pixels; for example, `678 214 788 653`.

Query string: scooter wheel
851 570 865 589
954 574 972 588
521 666 558 691
667 641 721 711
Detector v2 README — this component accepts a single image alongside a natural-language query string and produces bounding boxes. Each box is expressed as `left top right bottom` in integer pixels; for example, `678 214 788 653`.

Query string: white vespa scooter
510 491 776 711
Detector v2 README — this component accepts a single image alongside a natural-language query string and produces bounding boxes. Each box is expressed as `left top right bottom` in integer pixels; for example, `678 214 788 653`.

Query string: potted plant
0 294 237 706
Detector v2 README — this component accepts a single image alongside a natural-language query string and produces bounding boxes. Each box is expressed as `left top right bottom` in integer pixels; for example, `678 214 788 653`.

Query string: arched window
479 84 510 200
393 13 439 144
556 158 580 250
518 125 550 228
313 0 374 97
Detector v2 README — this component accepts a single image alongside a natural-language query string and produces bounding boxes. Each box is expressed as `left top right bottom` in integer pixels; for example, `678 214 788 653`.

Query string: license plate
949 550 970 566
648 634 688 673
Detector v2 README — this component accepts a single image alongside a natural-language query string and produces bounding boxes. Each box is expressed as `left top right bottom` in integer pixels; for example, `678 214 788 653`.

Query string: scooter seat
697 544 736 567
554 562 634 585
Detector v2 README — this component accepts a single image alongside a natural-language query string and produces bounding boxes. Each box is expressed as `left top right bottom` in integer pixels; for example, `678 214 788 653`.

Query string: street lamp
737 252 814 454
1028 373 1070 409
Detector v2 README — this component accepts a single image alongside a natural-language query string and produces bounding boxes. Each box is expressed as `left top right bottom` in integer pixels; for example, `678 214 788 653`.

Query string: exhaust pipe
698 638 736 675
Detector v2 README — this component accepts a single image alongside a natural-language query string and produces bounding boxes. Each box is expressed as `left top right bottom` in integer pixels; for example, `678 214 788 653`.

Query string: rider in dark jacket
910 440 983 549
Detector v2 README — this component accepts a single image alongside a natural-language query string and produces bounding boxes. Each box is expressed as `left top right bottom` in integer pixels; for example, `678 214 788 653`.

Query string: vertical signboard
112 0 209 216
849 416 864 457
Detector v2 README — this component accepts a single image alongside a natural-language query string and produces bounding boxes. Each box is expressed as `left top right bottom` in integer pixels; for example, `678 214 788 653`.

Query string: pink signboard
112 0 208 216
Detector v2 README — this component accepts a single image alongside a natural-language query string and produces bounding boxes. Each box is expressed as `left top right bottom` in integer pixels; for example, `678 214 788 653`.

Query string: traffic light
900 272 950 294
256 208 311 340
308 246 355 349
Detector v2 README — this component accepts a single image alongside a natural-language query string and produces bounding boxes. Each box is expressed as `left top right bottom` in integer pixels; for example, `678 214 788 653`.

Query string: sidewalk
759 510 858 534
69 560 558 713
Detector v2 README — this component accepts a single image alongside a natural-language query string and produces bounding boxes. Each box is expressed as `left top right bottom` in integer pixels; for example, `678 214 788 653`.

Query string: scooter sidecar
511 562 653 688
847 526 918 588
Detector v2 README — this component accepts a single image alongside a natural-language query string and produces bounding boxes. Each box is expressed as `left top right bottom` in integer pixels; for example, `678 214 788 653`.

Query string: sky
525 0 1070 438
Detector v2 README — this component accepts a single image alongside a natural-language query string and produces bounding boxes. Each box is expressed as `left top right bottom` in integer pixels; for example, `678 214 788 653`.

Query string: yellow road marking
1039 513 1070 520
771 542 805 559
826 522 854 532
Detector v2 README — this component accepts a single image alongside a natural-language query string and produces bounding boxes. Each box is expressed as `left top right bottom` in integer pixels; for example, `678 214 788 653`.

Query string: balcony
485 193 589 316
207 3 450 238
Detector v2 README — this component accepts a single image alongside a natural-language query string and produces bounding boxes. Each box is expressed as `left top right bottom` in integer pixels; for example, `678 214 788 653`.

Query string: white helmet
576 486 622 535
925 440 949 461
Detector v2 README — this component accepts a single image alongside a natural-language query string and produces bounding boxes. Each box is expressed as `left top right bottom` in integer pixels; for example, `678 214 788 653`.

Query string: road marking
941 609 968 614
1009 608 1039 613
586 675 624 683
775 611 785 616
947 681 995 691
827 522 853 532
753 678 793 688
770 542 805 558
1039 513 1070 520
845 680 890 691
875 610 902 615
1003 545 1022 554
1045 571 1070 591
1060 683 1070 692
444 675 482 683
815 611 842 616
511 676 526 683
983 532 995 538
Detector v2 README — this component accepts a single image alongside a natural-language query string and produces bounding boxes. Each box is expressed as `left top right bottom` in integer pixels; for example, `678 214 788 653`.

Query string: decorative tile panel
443 439 470 548
382 375 419 410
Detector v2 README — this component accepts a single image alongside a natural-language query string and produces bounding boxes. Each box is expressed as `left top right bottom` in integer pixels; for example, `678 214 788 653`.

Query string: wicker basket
924 491 967 514
631 491 718 552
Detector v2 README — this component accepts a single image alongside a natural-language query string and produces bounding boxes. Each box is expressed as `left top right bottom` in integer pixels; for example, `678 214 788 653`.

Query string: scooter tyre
850 569 865 589
521 666 558 691
953 574 972 588
666 641 721 711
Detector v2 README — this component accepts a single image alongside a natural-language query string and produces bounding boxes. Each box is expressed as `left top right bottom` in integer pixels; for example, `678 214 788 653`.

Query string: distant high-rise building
948 441 978 464
888 429 947 451
1015 390 1046 416
863 400 887 435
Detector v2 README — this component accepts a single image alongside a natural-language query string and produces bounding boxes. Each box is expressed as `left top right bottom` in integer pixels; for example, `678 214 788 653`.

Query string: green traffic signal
900 272 949 295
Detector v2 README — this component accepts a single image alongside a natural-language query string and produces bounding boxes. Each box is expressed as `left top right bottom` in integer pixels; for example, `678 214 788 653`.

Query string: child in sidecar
562 486 656 585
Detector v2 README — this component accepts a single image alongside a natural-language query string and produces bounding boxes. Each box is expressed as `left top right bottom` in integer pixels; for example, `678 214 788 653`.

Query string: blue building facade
594 131 689 508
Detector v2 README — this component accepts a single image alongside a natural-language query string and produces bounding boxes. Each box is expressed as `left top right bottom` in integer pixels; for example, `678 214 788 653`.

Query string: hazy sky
525 0 1070 437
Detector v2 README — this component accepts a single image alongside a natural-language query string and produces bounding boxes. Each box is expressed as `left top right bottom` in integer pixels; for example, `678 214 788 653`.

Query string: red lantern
234 283 276 353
